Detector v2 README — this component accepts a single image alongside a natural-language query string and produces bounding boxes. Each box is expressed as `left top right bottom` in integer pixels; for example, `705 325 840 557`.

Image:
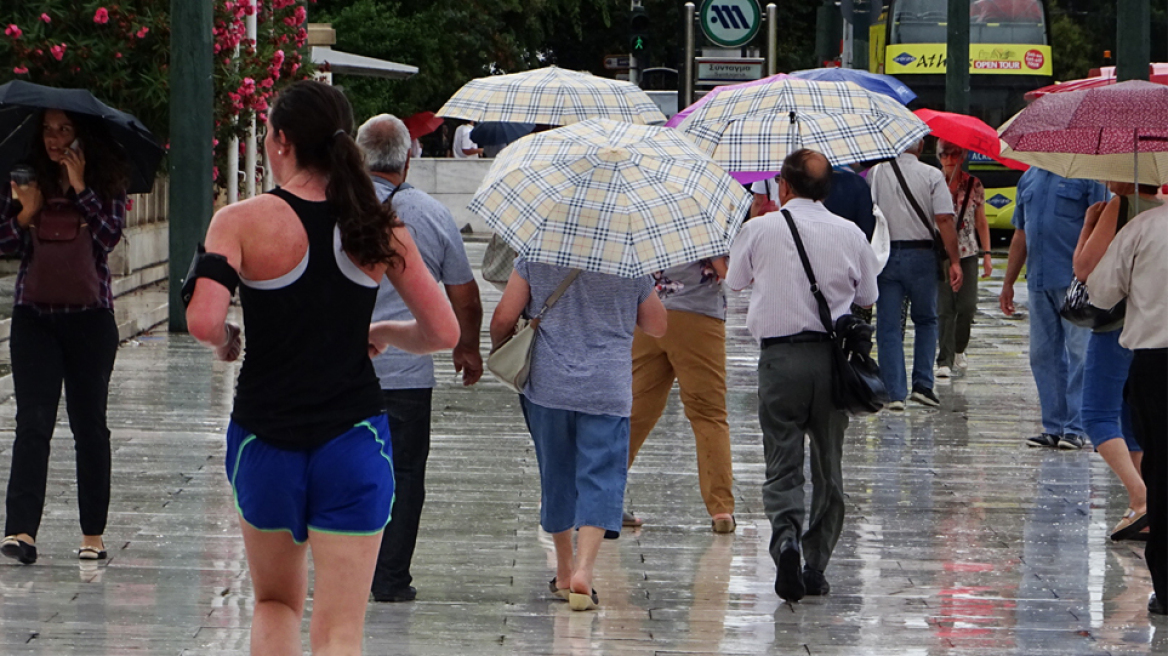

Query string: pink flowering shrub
0 1 314 190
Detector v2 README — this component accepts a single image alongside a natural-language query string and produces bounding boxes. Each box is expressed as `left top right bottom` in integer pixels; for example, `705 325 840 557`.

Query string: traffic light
630 6 649 58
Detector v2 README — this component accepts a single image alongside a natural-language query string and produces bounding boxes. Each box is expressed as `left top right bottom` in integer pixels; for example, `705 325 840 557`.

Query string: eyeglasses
938 150 964 159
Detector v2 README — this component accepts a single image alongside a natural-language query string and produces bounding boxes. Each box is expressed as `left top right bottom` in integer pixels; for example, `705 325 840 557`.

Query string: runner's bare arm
187 206 244 361
369 226 459 355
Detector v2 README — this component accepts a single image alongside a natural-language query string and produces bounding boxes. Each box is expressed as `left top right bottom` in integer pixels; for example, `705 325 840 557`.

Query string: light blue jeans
520 396 629 534
876 248 938 402
1082 329 1138 451
1028 286 1089 437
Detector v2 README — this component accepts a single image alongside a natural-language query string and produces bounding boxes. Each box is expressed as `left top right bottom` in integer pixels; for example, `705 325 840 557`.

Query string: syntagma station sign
886 44 1052 76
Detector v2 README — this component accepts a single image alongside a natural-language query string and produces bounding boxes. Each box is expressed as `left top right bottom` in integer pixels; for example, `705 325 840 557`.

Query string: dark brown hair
780 149 832 202
29 110 129 200
269 80 401 268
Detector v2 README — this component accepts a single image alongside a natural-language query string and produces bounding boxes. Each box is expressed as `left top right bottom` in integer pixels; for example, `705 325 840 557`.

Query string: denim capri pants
520 396 629 534
1082 329 1139 452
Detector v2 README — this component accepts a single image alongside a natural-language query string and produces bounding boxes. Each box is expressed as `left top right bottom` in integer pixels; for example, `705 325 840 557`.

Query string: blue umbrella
789 68 917 106
469 121 536 147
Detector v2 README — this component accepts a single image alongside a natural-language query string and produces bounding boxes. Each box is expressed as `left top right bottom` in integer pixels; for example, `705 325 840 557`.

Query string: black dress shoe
372 586 417 603
803 567 830 595
1150 593 1167 615
774 539 804 602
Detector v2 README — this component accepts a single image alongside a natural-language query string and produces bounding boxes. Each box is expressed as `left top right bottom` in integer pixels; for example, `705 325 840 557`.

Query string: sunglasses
938 150 964 159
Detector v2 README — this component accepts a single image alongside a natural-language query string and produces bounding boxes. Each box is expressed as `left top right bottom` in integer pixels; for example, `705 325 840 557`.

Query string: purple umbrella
667 74 789 183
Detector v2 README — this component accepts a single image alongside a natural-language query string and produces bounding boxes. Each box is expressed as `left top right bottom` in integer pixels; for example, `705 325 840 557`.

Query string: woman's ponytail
269 81 402 269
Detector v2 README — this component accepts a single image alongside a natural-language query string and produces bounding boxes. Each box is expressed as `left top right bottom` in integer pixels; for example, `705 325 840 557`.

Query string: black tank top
231 188 385 450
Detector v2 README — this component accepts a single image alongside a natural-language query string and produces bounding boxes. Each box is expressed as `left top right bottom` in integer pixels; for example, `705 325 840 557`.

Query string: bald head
780 149 832 202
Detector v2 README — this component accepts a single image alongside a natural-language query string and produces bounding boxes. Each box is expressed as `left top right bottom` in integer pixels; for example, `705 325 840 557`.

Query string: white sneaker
887 401 906 412
955 353 968 370
935 365 952 378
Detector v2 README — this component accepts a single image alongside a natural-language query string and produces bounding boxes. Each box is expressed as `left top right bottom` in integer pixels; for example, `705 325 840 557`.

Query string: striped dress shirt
727 198 879 342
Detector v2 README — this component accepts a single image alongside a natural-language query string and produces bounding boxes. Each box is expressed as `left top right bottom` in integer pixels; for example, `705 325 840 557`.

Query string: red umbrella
913 108 1029 171
402 111 444 139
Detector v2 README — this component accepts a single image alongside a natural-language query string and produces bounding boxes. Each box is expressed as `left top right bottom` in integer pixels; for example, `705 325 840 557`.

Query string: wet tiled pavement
0 243 1163 655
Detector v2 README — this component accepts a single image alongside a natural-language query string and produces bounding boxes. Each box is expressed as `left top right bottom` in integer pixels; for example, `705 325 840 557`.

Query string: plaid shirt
0 184 125 313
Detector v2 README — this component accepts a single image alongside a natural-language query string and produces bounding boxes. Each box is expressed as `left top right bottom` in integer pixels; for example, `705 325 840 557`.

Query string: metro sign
986 194 1011 210
700 0 761 48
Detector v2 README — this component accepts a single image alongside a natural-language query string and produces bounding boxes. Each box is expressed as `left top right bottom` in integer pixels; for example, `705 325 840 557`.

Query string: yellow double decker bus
869 0 1053 231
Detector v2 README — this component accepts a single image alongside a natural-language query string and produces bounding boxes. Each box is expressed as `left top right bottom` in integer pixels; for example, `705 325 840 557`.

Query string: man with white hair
356 114 484 602
867 140 961 410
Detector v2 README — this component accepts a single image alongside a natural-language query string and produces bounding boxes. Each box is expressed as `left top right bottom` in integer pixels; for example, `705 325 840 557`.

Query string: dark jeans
372 388 432 595
936 256 979 367
1127 349 1166 603
758 341 848 573
4 307 119 539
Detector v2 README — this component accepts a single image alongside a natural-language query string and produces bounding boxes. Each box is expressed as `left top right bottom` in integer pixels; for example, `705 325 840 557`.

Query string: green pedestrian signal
630 6 650 58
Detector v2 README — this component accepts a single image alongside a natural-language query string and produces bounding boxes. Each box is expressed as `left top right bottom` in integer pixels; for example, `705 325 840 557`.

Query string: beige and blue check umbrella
438 66 666 126
676 77 929 171
468 119 751 278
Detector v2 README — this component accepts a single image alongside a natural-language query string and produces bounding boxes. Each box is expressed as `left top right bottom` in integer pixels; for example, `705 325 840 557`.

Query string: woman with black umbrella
0 108 128 564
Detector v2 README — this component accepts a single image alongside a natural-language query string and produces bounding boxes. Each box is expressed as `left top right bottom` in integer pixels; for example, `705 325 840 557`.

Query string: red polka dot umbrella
998 80 1168 185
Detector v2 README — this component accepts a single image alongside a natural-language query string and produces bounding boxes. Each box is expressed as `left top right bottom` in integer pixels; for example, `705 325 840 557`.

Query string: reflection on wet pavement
0 244 1163 654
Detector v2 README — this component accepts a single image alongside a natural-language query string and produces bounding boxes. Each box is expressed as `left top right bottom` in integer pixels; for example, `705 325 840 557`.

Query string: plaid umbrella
676 78 929 172
998 80 1168 185
437 66 666 126
468 119 750 278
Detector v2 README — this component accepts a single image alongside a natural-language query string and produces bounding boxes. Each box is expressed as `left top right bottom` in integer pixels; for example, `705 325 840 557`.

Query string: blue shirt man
1000 167 1108 449
358 114 483 602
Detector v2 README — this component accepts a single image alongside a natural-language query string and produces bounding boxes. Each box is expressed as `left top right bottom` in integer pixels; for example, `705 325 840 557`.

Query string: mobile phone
69 139 81 153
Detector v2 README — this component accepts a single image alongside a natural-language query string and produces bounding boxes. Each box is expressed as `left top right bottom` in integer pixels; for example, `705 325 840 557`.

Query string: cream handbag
487 269 581 394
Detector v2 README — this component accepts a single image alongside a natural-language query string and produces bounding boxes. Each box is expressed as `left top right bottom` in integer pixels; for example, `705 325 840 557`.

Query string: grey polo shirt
868 153 954 241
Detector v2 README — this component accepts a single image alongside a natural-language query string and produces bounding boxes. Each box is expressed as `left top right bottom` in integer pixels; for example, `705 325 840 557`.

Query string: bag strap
532 269 582 324
1116 194 1131 232
889 159 939 239
780 210 835 336
955 175 975 232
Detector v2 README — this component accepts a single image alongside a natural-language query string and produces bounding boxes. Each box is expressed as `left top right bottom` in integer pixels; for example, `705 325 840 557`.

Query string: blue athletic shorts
225 415 395 543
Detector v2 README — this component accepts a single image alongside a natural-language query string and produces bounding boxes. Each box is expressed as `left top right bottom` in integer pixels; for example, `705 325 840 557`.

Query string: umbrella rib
0 113 32 152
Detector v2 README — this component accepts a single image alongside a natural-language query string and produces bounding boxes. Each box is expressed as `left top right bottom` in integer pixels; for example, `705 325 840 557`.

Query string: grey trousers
758 341 848 572
937 256 979 367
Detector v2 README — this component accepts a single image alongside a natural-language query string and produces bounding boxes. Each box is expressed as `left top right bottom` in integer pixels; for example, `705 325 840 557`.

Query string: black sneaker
371 586 417 603
1058 434 1086 450
1026 433 1060 448
909 385 940 407
803 567 830 595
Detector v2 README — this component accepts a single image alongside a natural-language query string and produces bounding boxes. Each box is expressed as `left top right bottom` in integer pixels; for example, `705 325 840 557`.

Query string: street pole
945 0 970 114
766 3 778 77
168 0 214 331
683 2 695 110
1116 0 1150 81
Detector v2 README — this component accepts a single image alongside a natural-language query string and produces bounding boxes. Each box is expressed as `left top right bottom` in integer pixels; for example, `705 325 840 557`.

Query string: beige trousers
629 310 734 516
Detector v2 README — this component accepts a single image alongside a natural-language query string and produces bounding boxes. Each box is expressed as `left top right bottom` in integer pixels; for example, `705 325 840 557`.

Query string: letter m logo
711 4 750 30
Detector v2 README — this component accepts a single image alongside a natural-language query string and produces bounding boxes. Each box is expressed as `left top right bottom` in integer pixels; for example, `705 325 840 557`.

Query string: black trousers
1127 348 1167 603
4 307 119 539
372 388 432 595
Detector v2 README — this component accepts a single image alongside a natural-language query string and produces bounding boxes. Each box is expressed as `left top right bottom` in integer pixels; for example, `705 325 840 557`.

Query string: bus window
892 0 1047 46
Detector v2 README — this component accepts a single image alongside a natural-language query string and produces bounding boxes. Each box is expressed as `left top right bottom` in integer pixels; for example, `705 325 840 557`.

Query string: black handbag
1059 195 1129 332
781 210 887 415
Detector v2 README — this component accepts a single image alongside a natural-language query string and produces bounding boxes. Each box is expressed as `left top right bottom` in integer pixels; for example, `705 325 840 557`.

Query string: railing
126 176 169 228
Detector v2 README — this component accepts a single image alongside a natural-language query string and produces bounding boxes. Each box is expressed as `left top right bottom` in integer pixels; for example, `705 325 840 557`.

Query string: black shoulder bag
1060 195 1128 332
889 159 946 260
781 210 887 415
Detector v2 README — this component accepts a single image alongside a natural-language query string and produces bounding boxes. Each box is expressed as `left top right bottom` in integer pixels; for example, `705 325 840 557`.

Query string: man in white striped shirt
727 149 878 603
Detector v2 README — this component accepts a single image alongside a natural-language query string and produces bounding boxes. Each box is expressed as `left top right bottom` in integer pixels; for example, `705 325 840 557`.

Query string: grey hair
356 114 411 174
906 138 925 155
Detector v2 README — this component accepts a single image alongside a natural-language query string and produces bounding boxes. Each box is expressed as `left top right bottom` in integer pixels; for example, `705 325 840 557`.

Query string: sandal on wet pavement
622 510 643 527
1111 508 1149 541
1 536 36 564
569 589 599 611
548 578 570 601
78 545 107 560
712 514 736 534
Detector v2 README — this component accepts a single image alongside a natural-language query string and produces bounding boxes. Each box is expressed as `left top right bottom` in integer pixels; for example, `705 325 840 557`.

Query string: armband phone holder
180 243 240 308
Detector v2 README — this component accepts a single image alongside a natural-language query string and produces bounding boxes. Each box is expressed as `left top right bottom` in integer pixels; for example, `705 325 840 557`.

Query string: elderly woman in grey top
491 258 666 611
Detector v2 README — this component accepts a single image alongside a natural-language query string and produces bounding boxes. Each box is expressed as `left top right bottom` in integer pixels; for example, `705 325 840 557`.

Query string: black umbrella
469 121 536 147
0 80 164 194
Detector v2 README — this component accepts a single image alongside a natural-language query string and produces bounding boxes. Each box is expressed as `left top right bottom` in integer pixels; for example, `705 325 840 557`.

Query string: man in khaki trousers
626 258 736 533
